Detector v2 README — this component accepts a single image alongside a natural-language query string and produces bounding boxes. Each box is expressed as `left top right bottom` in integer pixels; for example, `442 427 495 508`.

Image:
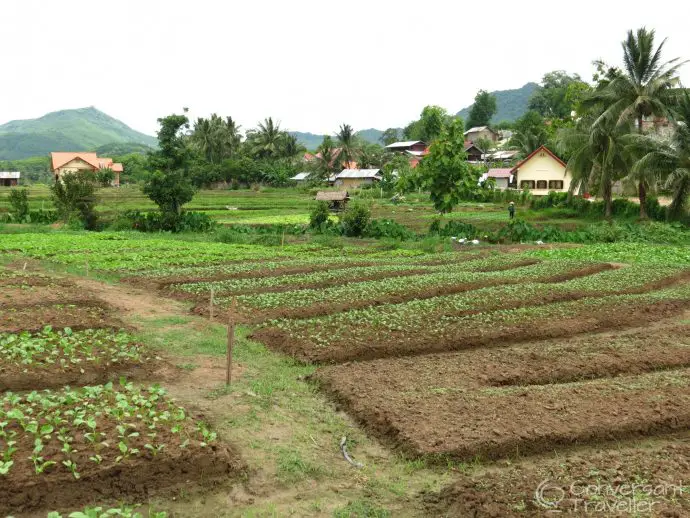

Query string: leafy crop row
1 327 148 370
0 380 215 479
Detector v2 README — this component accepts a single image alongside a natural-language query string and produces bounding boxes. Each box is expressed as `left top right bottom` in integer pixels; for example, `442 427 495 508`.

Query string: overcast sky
2 0 689 137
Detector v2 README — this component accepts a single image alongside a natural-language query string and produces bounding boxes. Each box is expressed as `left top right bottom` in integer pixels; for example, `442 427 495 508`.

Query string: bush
51 171 99 230
118 210 216 233
364 219 416 240
341 201 371 237
8 188 30 222
309 201 330 230
429 219 480 239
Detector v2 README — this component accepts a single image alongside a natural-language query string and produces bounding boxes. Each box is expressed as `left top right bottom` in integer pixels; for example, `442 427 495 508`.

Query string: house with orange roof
50 152 123 186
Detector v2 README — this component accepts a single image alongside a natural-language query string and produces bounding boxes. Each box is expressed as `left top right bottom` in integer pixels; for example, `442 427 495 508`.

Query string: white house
480 168 513 190
510 145 573 194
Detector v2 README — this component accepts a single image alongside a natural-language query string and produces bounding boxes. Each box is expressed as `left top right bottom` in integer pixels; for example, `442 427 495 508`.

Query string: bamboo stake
226 297 236 386
209 287 215 322
281 227 285 247
85 260 89 277
22 262 27 271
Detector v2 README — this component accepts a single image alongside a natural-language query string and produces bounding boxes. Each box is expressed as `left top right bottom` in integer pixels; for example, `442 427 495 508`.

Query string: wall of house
56 158 97 178
467 129 497 142
335 177 377 189
492 178 509 190
515 152 572 194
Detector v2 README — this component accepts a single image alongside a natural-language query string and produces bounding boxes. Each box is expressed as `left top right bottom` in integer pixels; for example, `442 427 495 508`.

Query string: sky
2 0 690 137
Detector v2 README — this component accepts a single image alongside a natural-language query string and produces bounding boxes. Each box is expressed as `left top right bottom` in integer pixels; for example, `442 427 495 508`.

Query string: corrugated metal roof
291 172 310 181
336 169 382 179
385 141 424 148
0 172 20 179
464 126 489 134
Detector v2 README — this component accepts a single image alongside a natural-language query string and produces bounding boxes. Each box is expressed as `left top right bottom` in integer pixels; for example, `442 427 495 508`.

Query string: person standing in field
508 201 515 220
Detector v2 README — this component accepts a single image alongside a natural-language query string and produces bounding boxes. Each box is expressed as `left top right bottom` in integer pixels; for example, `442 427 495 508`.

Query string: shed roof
464 126 497 135
0 171 20 179
336 169 382 179
291 172 310 181
315 191 349 201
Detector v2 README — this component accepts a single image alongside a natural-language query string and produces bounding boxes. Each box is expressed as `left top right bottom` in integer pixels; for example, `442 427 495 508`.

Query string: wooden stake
281 227 285 247
85 260 89 277
22 262 27 271
226 298 236 386
209 288 215 322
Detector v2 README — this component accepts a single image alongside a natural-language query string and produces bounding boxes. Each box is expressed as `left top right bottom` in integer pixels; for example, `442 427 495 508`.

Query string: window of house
548 180 564 190
520 180 535 189
536 180 547 189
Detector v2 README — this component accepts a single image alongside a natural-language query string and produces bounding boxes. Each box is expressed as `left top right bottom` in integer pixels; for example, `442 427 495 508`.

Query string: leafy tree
529 71 590 118
340 200 371 237
629 92 690 220
8 188 29 222
584 27 686 218
95 168 115 187
466 90 497 128
115 153 148 183
403 105 454 143
51 171 99 229
380 128 401 146
144 111 196 217
358 143 388 169
384 154 418 194
474 136 494 154
309 201 331 230
421 118 481 213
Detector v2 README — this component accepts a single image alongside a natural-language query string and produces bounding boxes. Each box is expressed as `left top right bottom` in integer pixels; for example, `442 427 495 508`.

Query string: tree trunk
603 179 613 219
638 181 648 219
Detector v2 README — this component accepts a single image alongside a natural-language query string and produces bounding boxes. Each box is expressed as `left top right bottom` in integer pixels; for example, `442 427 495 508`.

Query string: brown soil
314 322 690 459
0 357 167 392
318 365 690 459
0 302 126 333
1 444 243 517
0 285 97 309
424 434 690 517
254 297 690 363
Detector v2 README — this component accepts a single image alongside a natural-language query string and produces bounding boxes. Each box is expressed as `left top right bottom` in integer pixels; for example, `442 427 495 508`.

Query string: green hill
457 82 538 124
0 107 157 160
291 128 385 151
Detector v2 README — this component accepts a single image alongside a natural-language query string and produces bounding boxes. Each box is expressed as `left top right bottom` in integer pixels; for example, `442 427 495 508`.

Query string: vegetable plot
0 381 240 515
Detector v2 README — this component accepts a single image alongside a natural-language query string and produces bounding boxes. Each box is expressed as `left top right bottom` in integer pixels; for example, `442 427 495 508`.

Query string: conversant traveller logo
534 478 687 514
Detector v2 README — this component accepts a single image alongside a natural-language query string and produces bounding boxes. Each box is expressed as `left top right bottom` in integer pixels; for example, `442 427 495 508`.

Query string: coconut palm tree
337 124 358 167
628 92 690 220
247 117 285 159
558 115 634 218
585 28 686 217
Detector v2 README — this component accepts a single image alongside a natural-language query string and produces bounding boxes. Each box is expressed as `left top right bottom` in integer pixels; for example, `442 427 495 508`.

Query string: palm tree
315 136 336 181
337 124 357 167
585 28 686 218
629 92 690 220
279 133 302 158
558 114 634 218
248 117 284 158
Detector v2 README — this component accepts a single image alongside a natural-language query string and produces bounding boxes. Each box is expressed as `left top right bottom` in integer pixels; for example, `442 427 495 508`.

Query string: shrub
119 210 216 233
309 201 330 230
364 219 416 240
51 171 99 230
341 201 371 237
429 219 480 239
8 188 30 222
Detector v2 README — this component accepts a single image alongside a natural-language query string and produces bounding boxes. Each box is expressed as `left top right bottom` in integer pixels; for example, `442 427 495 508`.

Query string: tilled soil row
224 263 616 324
0 444 243 516
316 366 690 460
424 434 690 517
0 302 126 333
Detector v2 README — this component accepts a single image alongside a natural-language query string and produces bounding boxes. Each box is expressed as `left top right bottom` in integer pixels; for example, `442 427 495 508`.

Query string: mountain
0 107 157 160
457 82 538 124
290 128 386 150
